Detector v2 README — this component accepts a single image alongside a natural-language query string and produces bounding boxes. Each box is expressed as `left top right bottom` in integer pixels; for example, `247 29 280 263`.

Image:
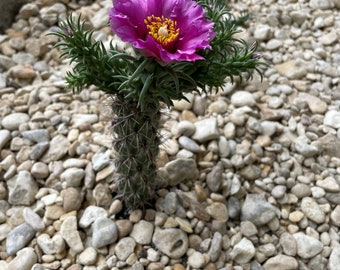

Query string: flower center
144 15 179 49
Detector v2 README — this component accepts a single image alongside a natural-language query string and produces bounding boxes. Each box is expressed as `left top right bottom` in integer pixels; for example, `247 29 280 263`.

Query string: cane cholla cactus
52 0 265 209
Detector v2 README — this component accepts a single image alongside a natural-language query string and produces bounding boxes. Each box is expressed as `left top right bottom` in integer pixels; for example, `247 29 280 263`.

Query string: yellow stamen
144 15 179 48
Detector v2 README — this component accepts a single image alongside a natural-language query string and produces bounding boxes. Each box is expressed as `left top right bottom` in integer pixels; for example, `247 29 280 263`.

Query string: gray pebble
227 196 241 219
294 136 319 157
8 170 39 205
60 216 84 253
21 129 50 143
218 136 230 158
291 183 311 198
79 205 108 228
310 0 331 10
176 149 194 159
301 197 325 224
330 205 340 226
293 232 323 259
91 152 110 171
0 129 11 151
163 192 178 215
164 158 199 186
254 24 272 41
1 113 29 130
178 136 201 152
231 91 256 107
175 120 196 137
130 220 154 245
152 227 188 259
6 223 36 255
192 118 219 143
37 233 65 255
271 185 287 199
77 247 97 266
241 194 277 226
0 223 11 242
92 217 118 248
208 232 222 262
324 110 340 129
60 168 85 187
206 162 223 192
114 237 136 261
90 7 109 29
279 232 297 256
266 39 283 50
188 251 206 268
30 141 49 160
23 207 45 231
41 134 69 163
263 254 298 270
230 237 255 264
329 245 340 270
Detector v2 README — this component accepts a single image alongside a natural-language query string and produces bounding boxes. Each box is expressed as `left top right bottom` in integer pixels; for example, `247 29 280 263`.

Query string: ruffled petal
109 0 148 41
109 0 215 62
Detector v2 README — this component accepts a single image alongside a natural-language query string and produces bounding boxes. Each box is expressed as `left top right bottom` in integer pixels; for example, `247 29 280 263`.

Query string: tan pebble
156 150 169 167
42 254 55 263
147 262 164 270
53 220 62 232
67 129 80 142
129 209 143 223
206 202 228 222
109 199 123 215
126 253 137 265
202 151 213 162
95 165 115 182
93 183 112 206
144 209 156 221
45 205 66 220
155 212 168 227
203 262 217 270
1 42 15 56
173 264 186 270
287 224 299 234
31 162 49 179
10 65 36 80
17 161 32 172
289 211 305 223
190 202 210 221
256 135 272 147
43 261 61 269
195 183 208 201
175 217 193 233
210 193 225 203
116 219 133 238
65 264 82 270
163 217 178 228
62 187 83 212
181 110 197 122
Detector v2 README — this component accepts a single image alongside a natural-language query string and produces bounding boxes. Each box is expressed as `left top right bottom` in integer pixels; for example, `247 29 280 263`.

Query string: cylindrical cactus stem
111 95 161 209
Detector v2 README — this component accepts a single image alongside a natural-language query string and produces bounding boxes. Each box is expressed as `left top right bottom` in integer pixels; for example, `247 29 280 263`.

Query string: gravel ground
0 0 340 269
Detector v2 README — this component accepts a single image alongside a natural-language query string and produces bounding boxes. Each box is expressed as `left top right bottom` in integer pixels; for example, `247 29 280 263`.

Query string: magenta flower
109 0 216 62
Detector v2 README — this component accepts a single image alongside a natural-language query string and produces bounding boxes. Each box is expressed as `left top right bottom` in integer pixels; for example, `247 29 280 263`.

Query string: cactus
51 0 265 209
112 97 161 208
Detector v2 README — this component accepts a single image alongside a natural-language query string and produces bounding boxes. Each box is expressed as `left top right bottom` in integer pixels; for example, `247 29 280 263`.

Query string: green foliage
192 0 266 90
51 0 266 111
